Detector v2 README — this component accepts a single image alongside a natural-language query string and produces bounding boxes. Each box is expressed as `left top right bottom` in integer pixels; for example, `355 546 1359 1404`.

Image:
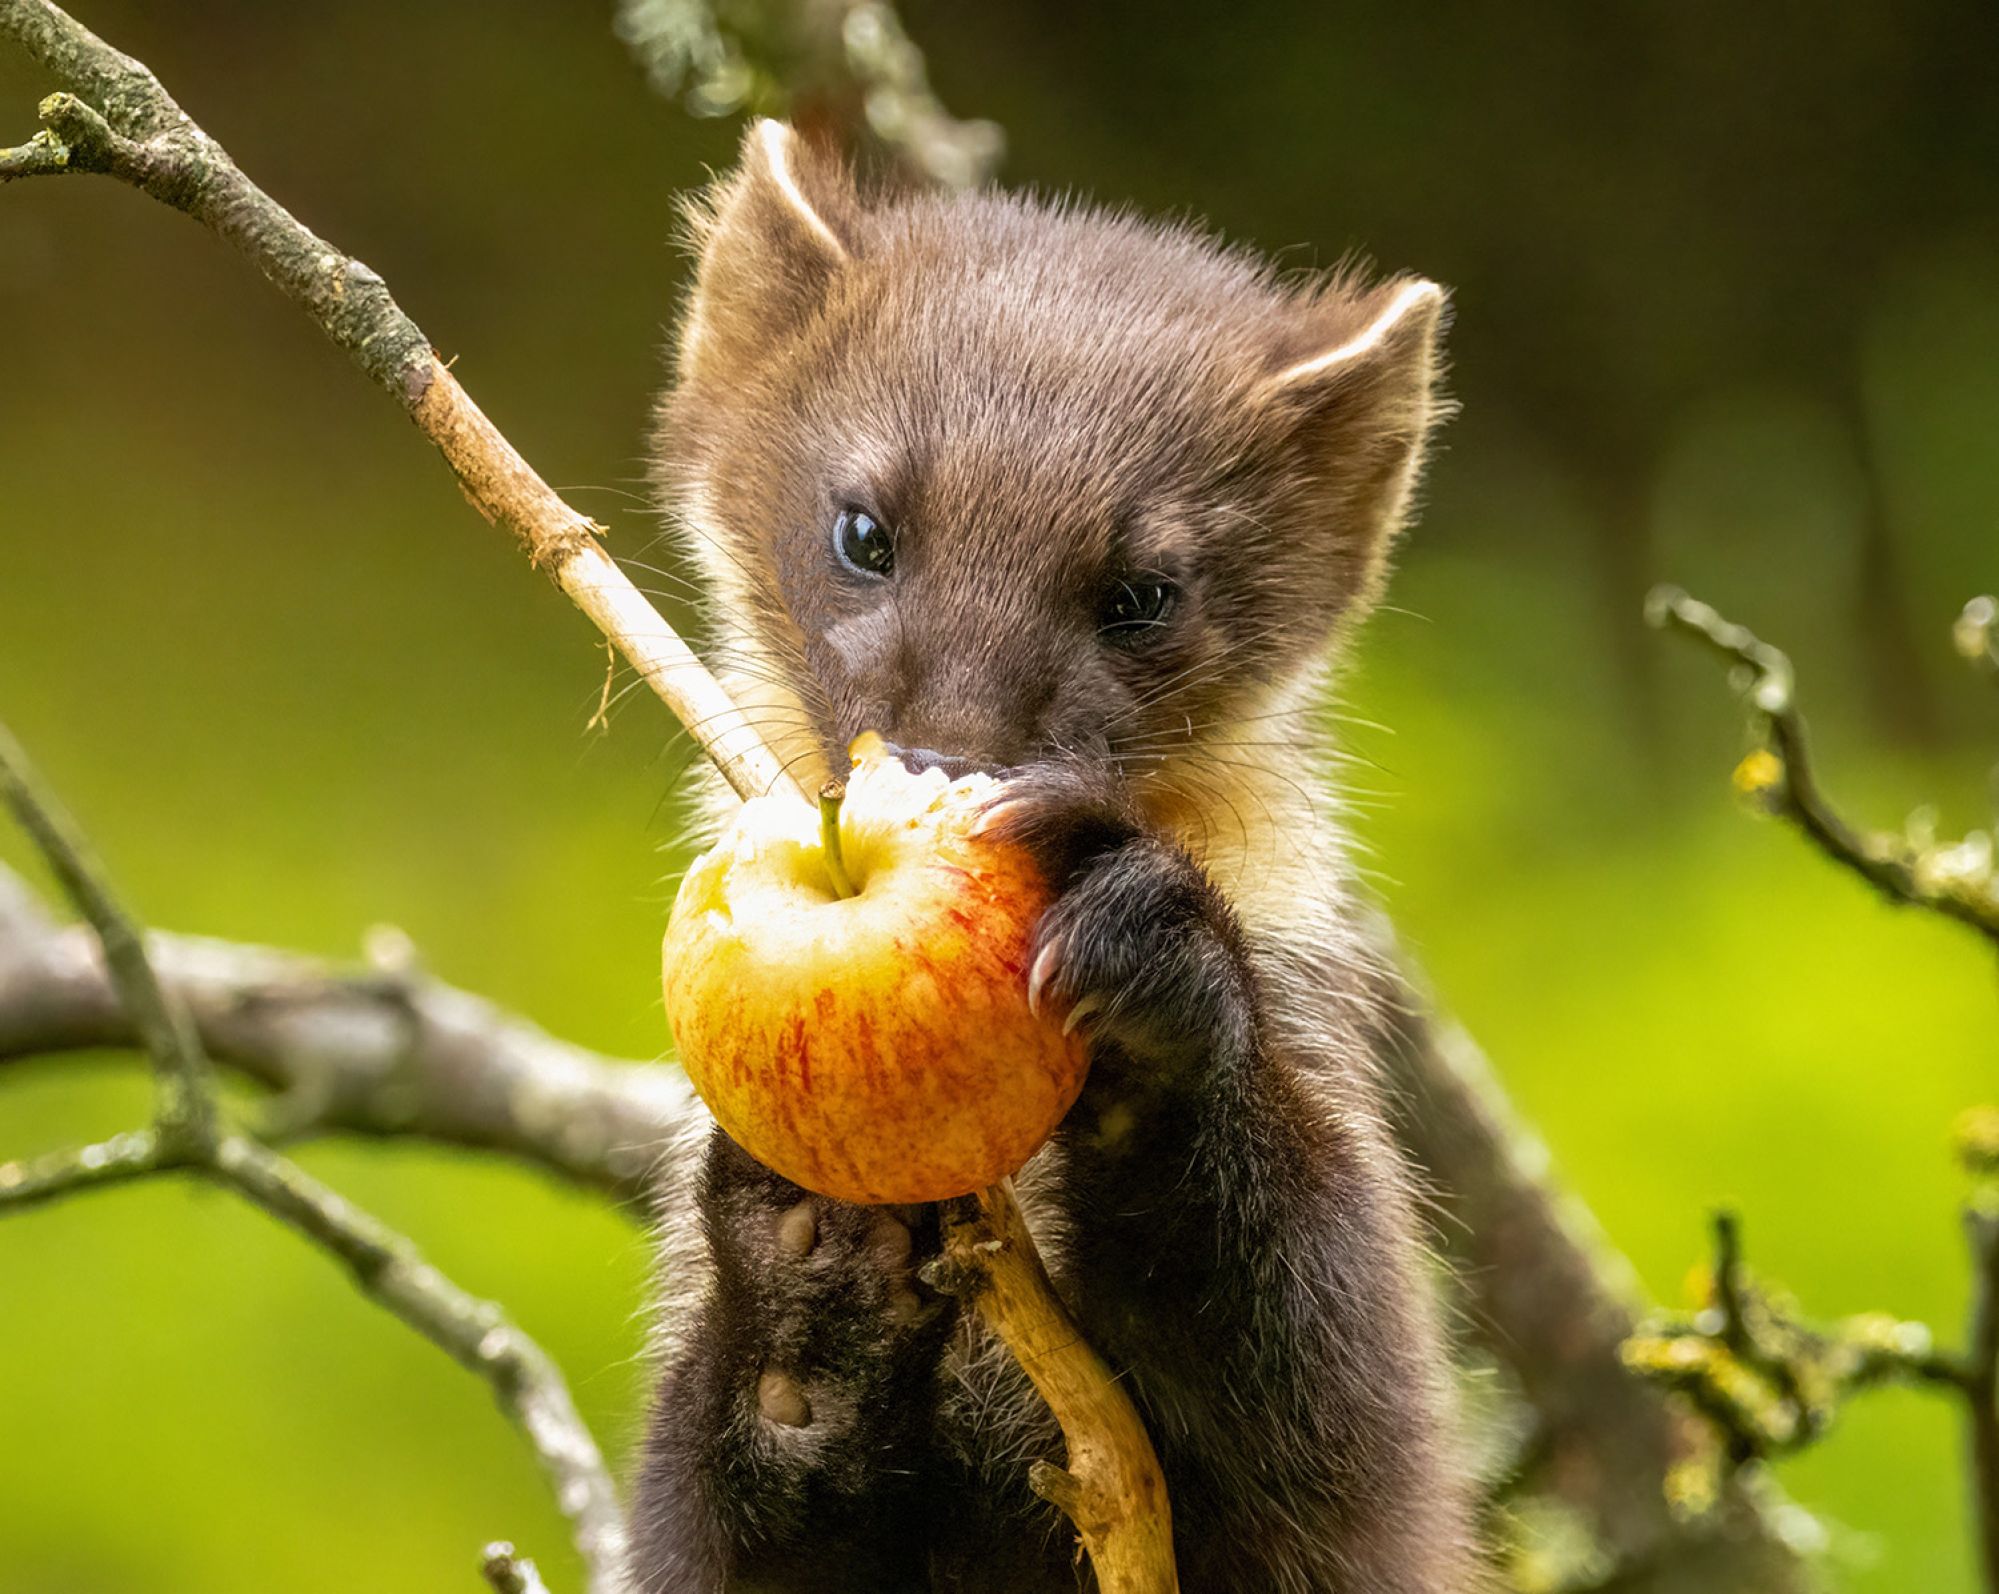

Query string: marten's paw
700 1129 954 1436
978 764 1256 1075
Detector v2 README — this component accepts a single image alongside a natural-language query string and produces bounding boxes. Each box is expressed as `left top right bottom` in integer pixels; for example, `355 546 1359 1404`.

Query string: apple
661 748 1091 1205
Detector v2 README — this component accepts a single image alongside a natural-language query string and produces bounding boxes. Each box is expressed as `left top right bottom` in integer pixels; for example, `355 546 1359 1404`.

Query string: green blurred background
2 1 1995 1588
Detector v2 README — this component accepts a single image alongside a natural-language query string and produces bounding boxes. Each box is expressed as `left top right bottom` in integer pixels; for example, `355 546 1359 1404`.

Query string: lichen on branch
1647 584 1999 947
1626 1129 1999 1591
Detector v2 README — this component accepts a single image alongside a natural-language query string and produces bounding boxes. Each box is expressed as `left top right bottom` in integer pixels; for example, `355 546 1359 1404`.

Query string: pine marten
631 120 1478 1593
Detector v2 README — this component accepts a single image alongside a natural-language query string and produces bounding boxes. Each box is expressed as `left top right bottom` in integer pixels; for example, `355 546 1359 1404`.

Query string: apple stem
818 780 858 900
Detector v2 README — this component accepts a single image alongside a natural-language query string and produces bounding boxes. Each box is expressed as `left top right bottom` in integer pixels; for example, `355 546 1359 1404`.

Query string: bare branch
0 0 793 804
0 1125 170 1209
213 1131 627 1589
1624 1214 1955 1479
0 859 685 1201
938 1182 1178 1592
1957 1112 1999 1591
0 115 64 176
0 731 628 1594
0 724 215 1147
1624 1142 1999 1594
1648 585 1999 947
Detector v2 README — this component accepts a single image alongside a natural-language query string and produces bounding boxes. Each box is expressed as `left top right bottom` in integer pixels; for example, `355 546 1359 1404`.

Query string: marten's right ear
677 120 862 383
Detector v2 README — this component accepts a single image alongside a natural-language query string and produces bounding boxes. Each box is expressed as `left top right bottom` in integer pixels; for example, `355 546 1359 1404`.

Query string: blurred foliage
614 0 1001 185
1 0 1996 1590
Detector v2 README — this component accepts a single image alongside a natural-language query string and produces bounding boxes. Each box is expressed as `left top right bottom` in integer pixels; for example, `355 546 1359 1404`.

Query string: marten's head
654 122 1447 849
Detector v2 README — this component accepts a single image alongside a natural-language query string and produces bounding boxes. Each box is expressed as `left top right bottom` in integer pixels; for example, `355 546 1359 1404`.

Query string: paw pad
757 1367 811 1427
867 1213 913 1266
775 1198 817 1258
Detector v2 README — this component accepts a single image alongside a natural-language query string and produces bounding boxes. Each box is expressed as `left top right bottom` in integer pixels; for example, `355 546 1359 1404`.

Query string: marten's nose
874 740 983 778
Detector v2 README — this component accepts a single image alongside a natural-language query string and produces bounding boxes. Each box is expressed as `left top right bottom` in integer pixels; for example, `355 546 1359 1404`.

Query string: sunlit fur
632 122 1481 1592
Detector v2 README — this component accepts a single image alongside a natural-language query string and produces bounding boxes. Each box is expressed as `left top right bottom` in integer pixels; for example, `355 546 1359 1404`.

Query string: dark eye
832 508 895 578
1098 576 1178 648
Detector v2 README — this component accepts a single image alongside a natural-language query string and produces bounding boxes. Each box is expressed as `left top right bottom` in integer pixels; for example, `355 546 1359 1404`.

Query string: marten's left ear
1253 277 1451 611
677 120 863 384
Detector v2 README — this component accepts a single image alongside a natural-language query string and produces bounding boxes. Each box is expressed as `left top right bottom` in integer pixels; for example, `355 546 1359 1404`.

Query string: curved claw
1027 935 1064 1019
1060 993 1103 1037
971 795 1026 838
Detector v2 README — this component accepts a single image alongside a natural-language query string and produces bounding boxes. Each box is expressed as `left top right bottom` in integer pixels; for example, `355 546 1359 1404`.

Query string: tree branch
0 1125 170 1209
937 1182 1178 1592
1647 585 1999 947
0 734 629 1594
0 114 63 175
1622 1178 1999 1594
1958 1113 1999 1592
1623 1214 1956 1470
212 1129 628 1591
0 723 214 1147
614 0 1003 189
0 0 791 806
0 860 684 1201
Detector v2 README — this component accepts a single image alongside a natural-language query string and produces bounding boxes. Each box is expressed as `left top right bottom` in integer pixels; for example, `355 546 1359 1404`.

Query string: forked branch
0 729 628 1593
940 1184 1179 1588
1648 585 1999 947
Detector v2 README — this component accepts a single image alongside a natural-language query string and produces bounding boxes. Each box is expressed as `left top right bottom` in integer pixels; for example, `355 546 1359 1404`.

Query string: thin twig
1647 585 1999 947
614 0 1003 189
1710 1211 1752 1360
1626 1216 1964 1469
0 723 214 1147
0 117 63 175
211 1131 627 1589
0 725 627 1594
0 1126 170 1209
0 0 792 805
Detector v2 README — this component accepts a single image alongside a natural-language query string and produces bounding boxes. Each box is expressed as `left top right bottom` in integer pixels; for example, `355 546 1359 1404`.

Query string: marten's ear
677 120 862 383
1253 276 1450 610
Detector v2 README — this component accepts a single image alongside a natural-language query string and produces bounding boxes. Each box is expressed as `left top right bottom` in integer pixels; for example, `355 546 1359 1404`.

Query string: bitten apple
661 751 1090 1205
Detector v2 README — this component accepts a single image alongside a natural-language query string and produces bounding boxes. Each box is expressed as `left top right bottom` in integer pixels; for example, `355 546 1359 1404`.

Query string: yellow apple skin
662 754 1090 1205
